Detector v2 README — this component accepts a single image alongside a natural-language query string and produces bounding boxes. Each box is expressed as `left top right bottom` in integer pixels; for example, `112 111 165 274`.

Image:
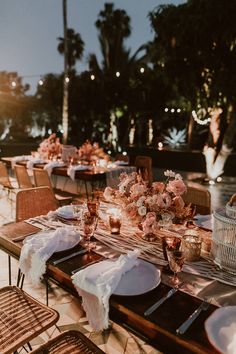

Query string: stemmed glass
80 207 98 252
166 248 185 285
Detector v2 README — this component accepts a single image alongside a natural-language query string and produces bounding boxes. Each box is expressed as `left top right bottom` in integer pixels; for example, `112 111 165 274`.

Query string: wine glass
166 248 185 285
81 209 98 252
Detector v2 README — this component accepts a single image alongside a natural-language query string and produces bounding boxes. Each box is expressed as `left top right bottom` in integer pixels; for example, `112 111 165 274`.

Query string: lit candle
108 208 122 234
181 233 202 261
109 215 121 234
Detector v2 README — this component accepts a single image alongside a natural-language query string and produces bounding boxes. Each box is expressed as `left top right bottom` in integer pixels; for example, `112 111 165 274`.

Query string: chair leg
45 277 49 306
8 255 11 285
17 269 25 289
84 181 89 200
27 342 32 351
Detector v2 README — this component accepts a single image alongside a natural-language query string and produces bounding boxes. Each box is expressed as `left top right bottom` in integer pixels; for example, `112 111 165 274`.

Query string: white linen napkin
44 161 65 176
26 157 45 170
67 164 91 180
19 226 80 285
220 323 236 354
72 249 140 331
11 155 31 169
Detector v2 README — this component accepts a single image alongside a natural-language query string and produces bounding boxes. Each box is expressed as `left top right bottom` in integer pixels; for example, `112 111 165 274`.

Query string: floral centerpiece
38 133 61 160
78 140 108 163
104 170 191 233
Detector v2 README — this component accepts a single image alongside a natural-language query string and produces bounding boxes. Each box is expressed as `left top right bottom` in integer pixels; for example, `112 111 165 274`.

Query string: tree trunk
62 0 69 144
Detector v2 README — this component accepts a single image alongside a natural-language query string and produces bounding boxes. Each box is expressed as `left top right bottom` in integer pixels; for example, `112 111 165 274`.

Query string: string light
115 71 120 78
171 108 175 113
65 76 70 83
140 67 145 73
11 81 16 88
192 110 211 125
38 79 43 86
90 74 95 81
164 108 168 112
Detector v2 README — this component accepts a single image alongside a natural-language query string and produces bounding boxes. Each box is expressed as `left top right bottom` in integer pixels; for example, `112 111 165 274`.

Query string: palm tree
88 3 147 148
58 28 84 71
59 1 84 144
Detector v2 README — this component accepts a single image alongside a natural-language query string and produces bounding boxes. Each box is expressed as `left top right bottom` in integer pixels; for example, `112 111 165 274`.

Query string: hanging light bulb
38 79 43 86
140 67 145 73
11 81 16 88
65 76 70 83
90 74 95 81
115 71 120 78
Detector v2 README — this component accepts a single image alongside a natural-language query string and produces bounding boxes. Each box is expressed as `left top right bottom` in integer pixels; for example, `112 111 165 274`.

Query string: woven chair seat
0 286 59 354
31 330 104 354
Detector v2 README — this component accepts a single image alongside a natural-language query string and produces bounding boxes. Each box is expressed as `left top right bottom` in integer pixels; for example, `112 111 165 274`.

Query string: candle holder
181 234 202 262
109 215 121 234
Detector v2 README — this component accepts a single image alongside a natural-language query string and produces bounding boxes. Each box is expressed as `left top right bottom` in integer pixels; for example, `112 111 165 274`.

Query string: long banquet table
0 217 236 354
1 156 135 196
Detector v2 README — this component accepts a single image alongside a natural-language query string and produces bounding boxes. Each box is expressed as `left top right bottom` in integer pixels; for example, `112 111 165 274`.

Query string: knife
144 282 184 317
71 259 101 275
176 300 210 335
52 249 87 265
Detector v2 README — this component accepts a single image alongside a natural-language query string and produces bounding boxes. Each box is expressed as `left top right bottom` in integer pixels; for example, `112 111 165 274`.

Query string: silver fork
176 300 210 335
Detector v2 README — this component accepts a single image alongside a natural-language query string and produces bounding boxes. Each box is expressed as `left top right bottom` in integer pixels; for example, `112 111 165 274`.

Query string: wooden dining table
1 219 235 354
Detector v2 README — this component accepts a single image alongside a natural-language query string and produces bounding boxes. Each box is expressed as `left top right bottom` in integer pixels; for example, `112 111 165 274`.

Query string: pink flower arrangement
78 140 108 163
103 170 191 229
38 133 61 159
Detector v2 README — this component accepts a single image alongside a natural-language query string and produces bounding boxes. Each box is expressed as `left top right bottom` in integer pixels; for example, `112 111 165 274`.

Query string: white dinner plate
113 259 161 296
205 306 236 354
194 214 212 231
56 205 82 220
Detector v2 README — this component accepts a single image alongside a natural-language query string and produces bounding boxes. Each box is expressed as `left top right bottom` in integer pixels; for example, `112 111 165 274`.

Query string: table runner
25 204 236 287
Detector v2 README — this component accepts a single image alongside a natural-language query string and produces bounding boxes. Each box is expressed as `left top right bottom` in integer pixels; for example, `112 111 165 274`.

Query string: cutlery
52 249 88 265
71 259 101 275
144 282 184 317
176 300 210 335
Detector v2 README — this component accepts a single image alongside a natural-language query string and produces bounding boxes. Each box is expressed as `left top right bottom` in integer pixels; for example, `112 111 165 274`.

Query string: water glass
166 248 185 285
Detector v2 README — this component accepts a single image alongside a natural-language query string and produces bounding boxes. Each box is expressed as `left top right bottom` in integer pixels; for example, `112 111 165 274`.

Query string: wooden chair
134 155 153 183
0 286 59 354
14 164 33 189
115 153 129 164
0 161 18 217
16 186 58 222
31 330 104 354
183 185 211 215
33 168 76 205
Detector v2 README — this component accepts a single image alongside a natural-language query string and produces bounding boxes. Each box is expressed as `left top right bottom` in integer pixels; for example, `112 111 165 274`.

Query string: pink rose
152 182 165 193
156 193 172 209
130 183 147 199
166 179 187 196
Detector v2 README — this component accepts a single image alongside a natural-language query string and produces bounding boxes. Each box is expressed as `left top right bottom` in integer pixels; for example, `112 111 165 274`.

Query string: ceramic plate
194 214 212 231
56 205 82 220
113 259 161 296
205 306 236 354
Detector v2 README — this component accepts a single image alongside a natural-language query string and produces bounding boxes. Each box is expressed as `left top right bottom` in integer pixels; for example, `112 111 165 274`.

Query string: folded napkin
67 164 91 181
26 157 45 170
11 155 31 169
72 249 140 331
44 161 65 176
220 322 236 354
19 226 80 285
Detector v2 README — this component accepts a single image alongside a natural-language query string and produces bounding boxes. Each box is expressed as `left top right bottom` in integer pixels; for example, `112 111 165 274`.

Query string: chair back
183 185 211 214
14 165 33 189
0 162 13 189
33 168 52 189
115 154 129 164
134 155 153 183
30 330 105 354
16 186 58 222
